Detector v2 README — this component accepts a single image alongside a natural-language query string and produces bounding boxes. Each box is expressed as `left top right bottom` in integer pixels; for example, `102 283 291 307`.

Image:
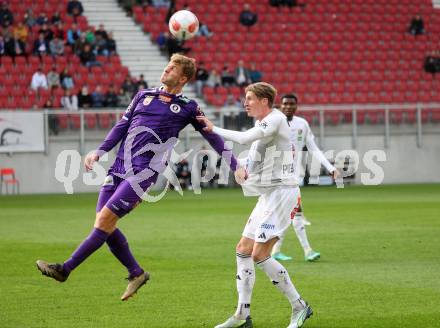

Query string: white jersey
242 109 297 196
288 116 335 175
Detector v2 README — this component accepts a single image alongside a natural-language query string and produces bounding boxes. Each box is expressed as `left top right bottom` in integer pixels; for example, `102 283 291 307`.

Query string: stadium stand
130 0 440 125
0 0 129 118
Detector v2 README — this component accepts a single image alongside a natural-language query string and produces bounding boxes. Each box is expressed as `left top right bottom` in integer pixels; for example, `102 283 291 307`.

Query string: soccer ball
169 10 199 41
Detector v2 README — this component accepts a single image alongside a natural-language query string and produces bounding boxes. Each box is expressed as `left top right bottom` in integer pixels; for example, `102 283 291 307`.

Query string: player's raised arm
191 108 238 171
303 122 336 174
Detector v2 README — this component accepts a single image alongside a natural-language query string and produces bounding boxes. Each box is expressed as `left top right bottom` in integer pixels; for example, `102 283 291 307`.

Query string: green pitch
1 184 439 328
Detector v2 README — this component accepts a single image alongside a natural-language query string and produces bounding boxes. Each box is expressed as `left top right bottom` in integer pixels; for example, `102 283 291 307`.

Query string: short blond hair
170 54 197 82
245 82 277 107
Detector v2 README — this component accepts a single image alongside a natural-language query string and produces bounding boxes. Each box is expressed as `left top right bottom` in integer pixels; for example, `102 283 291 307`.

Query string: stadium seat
0 168 20 194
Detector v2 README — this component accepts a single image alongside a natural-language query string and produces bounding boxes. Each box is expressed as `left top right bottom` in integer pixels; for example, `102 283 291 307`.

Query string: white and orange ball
168 10 199 41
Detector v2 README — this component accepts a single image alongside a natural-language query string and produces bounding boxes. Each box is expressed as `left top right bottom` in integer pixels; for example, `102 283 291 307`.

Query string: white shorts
242 186 301 243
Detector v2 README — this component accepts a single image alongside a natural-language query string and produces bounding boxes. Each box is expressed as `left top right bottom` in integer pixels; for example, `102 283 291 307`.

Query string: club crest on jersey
169 104 181 113
159 95 172 103
143 96 154 106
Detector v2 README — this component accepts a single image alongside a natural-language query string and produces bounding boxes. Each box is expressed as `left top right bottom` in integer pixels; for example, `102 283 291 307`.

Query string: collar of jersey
158 86 183 97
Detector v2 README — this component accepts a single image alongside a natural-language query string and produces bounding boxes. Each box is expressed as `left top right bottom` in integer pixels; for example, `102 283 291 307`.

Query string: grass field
1 184 440 328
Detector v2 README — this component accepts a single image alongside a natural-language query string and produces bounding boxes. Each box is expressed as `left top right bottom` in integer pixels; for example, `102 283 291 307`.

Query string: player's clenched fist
234 166 248 184
84 152 100 171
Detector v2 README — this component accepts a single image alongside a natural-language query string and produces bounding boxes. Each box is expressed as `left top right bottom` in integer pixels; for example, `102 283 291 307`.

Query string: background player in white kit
197 83 313 328
271 94 340 262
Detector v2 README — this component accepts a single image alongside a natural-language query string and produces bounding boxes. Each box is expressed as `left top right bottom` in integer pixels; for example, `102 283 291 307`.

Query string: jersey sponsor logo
260 223 275 230
159 95 172 103
259 121 268 129
169 104 181 113
143 96 154 106
103 175 114 186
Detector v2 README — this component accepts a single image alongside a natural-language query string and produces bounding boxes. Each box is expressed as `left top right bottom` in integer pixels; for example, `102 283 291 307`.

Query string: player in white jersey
271 94 339 262
197 83 313 328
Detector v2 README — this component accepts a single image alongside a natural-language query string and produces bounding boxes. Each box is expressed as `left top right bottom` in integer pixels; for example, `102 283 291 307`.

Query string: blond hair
170 54 197 82
245 82 277 107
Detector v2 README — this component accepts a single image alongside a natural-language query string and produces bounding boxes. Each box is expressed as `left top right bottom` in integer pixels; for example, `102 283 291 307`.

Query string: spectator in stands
50 36 65 57
33 33 50 56
424 50 440 75
234 60 251 87
91 85 106 107
36 12 49 26
31 67 48 90
118 88 131 107
0 35 4 56
175 159 191 190
94 34 108 56
195 61 209 97
67 23 81 47
53 22 65 40
152 0 171 8
47 66 61 89
0 2 14 28
78 86 92 108
165 0 177 23
167 35 190 59
221 65 236 87
95 24 108 40
60 68 75 89
156 32 169 53
408 15 425 36
74 32 87 55
61 89 79 110
249 63 262 83
80 44 102 68
45 99 59 135
121 75 137 99
239 3 257 27
196 22 213 38
39 23 54 42
85 27 96 45
67 0 84 18
3 33 15 57
13 21 29 43
136 74 148 89
5 34 26 57
105 84 119 107
23 9 36 28
51 11 62 25
106 32 117 55
206 69 221 88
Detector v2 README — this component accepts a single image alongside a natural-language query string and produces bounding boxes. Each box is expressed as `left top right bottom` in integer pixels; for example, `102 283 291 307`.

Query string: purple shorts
96 158 158 218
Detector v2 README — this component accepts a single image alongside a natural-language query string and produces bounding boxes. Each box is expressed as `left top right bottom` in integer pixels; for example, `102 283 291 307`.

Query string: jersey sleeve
97 91 143 154
190 104 238 171
256 112 282 137
304 121 336 173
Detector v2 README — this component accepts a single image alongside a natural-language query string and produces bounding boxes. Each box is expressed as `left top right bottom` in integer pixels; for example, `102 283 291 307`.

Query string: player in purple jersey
36 54 238 301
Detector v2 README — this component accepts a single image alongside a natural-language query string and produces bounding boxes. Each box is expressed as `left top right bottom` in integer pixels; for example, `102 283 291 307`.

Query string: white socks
256 256 300 307
234 252 255 319
293 215 312 255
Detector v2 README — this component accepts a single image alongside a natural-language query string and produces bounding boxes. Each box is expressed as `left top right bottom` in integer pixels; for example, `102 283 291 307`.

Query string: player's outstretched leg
256 255 312 328
107 229 150 301
272 233 293 261
292 216 320 262
36 227 110 282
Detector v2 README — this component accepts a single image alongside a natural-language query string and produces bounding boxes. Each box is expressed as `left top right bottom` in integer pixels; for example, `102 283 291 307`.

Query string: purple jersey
98 87 237 171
